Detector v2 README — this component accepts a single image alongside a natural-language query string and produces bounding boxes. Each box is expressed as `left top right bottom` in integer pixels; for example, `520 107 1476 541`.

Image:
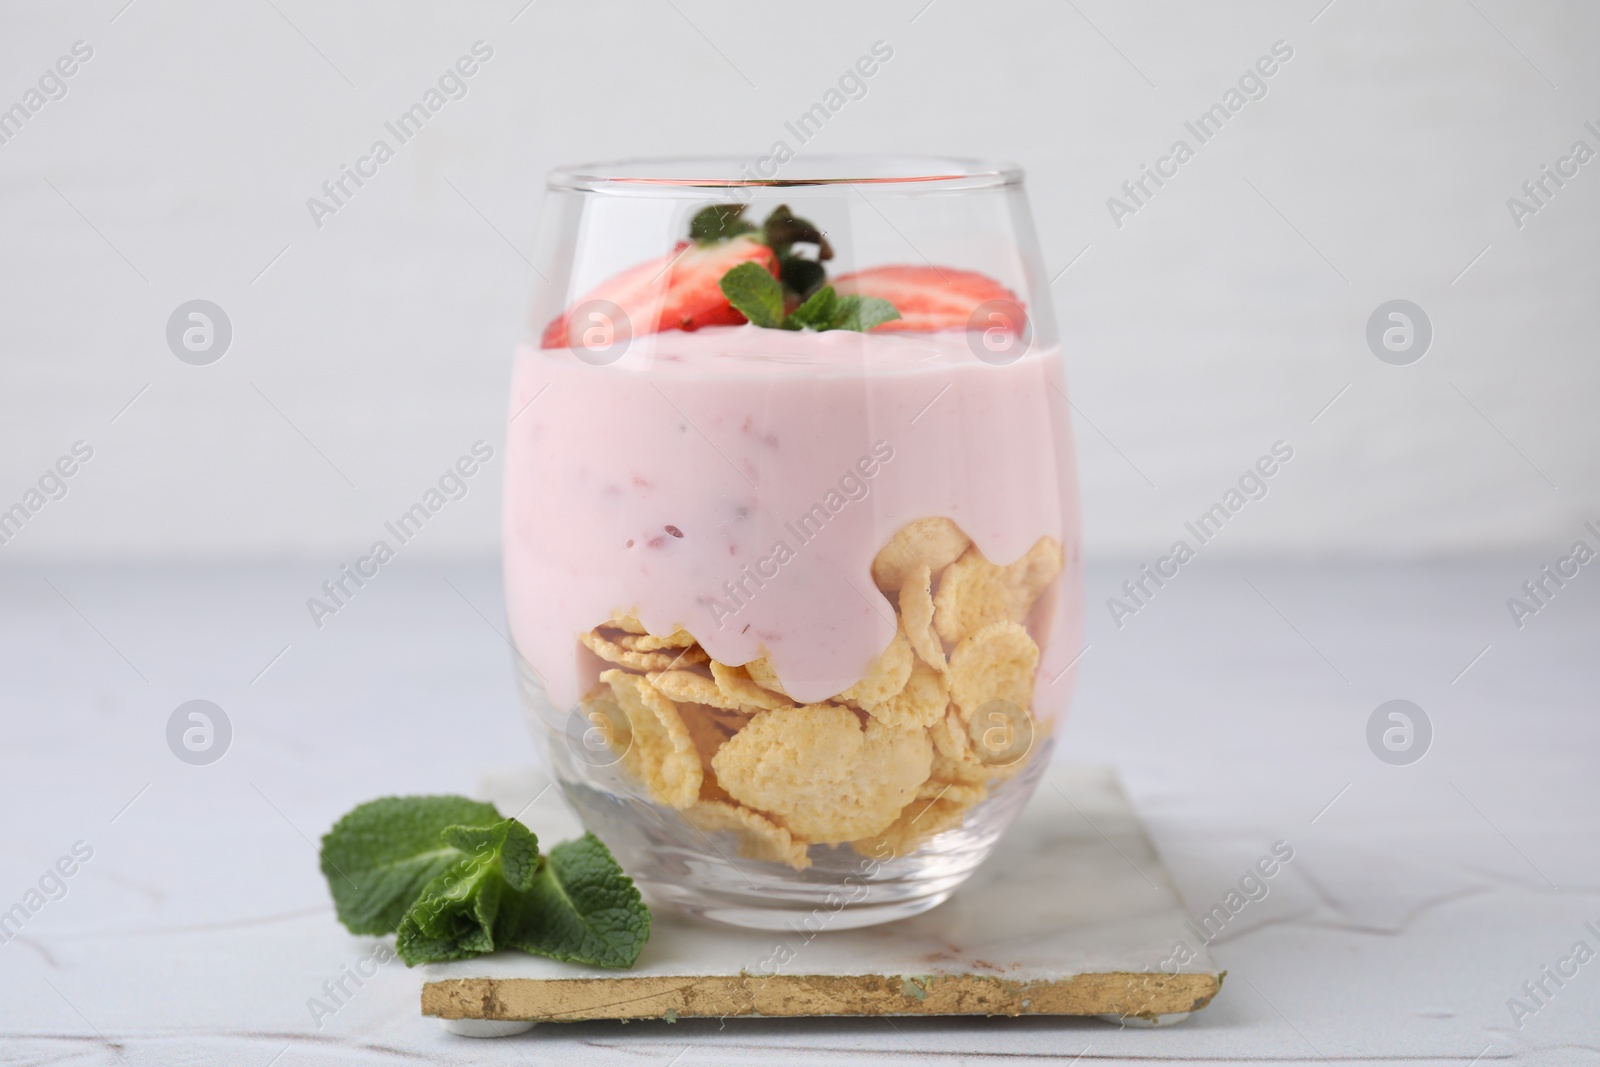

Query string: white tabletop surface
2 559 1595 1066
423 762 1222 1016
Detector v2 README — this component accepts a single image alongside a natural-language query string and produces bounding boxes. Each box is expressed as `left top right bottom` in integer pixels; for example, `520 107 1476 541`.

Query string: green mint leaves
720 262 900 334
689 204 758 243
690 202 831 266
693 202 838 301
788 284 901 333
691 201 900 332
320 796 650 969
719 261 787 328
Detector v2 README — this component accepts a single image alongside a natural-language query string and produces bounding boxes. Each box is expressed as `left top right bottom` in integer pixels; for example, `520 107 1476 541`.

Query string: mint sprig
321 796 650 968
720 262 900 333
691 202 837 302
689 204 758 244
788 285 901 332
719 261 787 328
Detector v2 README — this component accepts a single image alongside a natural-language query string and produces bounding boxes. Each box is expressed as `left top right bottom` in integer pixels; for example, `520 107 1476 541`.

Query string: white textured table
1 560 1595 1065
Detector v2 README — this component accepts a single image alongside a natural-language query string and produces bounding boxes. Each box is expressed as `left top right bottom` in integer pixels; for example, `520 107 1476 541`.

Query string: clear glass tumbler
503 156 1081 929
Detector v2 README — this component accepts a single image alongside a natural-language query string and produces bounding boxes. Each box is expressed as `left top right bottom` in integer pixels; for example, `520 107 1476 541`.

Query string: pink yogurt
503 325 1082 713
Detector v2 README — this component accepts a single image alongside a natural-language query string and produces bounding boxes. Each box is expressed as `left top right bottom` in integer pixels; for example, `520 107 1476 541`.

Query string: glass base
558 756 1048 932
648 886 953 931
518 657 1051 930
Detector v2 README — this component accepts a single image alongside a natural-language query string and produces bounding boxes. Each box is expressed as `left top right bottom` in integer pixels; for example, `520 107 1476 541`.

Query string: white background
2 0 1595 562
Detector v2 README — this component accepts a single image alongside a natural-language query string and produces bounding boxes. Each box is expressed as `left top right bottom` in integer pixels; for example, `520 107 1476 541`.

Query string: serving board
421 763 1222 1029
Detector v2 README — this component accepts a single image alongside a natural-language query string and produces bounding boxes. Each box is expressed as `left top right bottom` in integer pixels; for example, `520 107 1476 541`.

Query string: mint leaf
394 818 540 965
320 795 503 936
828 294 901 333
321 797 651 970
719 271 903 334
691 202 832 304
690 204 757 244
500 833 651 969
719 261 785 328
771 286 902 333
786 286 837 330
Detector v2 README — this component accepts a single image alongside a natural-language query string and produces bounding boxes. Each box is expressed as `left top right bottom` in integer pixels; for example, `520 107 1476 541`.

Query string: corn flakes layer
582 516 1063 860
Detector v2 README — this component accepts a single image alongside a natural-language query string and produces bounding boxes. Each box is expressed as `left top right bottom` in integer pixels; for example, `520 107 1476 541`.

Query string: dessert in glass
503 156 1081 929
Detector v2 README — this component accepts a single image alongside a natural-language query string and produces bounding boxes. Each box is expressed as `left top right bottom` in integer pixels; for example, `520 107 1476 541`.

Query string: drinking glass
503 156 1081 929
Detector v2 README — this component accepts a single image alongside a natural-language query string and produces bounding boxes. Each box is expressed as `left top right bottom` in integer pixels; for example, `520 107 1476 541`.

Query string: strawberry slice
541 236 779 348
830 266 1019 332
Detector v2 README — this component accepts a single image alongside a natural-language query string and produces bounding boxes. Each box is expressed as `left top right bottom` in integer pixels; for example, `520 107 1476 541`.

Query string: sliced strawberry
830 266 1020 332
541 236 778 348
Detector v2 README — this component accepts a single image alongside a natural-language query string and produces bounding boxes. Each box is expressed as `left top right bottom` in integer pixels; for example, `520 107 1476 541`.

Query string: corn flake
675 701 747 778
684 800 811 870
965 696 1035 767
581 629 708 671
929 705 969 762
863 658 948 730
742 656 789 697
871 517 971 592
599 669 702 809
917 778 987 806
932 548 1012 646
933 537 1064 645
929 746 988 787
928 704 1030 785
709 660 793 711
1011 536 1065 617
648 669 744 711
853 783 986 858
613 628 697 652
928 706 998 785
710 704 932 843
948 620 1039 720
898 563 946 673
607 611 647 634
840 630 914 709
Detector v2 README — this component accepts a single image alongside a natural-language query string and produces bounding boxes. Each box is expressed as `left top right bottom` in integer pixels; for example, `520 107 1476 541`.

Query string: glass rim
548 155 1024 193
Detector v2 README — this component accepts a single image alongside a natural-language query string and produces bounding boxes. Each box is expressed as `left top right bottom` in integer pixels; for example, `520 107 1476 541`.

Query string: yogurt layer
503 325 1082 711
